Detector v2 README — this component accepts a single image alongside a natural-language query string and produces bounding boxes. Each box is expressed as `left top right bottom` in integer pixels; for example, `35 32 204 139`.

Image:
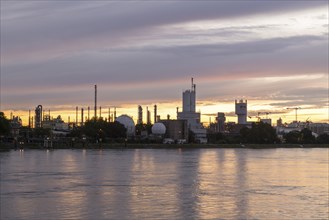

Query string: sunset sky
1 1 328 125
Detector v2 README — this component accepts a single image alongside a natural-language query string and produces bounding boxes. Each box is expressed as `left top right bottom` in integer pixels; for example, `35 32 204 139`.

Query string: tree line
1 112 328 144
207 122 329 144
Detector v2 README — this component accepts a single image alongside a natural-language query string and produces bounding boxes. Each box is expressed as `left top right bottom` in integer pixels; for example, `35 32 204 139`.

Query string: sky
1 0 328 125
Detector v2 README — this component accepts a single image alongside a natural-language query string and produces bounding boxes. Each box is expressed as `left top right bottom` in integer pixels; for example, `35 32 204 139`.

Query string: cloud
2 1 327 62
1 1 328 123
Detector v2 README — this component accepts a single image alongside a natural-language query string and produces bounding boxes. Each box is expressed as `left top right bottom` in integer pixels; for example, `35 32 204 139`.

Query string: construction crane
287 107 301 122
258 112 271 119
248 115 261 122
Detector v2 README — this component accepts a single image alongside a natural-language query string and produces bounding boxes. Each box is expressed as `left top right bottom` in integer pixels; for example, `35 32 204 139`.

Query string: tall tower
154 105 157 123
88 106 90 121
146 107 151 125
235 100 247 124
177 78 207 143
94 85 97 120
35 105 43 128
216 112 226 132
76 106 78 125
182 78 196 112
137 105 143 124
81 108 84 126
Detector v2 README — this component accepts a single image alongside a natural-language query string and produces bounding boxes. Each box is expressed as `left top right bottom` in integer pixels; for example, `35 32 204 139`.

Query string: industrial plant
1 78 328 147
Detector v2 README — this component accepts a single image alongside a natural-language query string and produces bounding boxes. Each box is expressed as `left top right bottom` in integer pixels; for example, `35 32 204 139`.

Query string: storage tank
152 122 166 135
115 115 135 136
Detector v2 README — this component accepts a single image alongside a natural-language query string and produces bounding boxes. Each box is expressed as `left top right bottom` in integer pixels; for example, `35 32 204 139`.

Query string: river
1 148 328 219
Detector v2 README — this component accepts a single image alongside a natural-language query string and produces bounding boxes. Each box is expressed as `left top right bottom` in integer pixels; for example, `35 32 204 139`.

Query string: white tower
235 99 247 124
177 78 207 143
182 78 196 112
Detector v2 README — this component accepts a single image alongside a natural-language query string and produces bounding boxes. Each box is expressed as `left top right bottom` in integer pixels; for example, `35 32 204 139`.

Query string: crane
258 112 271 119
287 107 301 122
248 115 261 122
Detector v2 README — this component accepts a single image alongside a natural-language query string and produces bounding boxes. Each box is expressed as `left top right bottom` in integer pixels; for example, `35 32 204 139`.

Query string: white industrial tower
177 78 207 143
182 78 196 112
235 99 247 124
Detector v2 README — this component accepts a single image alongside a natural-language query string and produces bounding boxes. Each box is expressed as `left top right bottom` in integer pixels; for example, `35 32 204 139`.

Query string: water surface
1 148 328 219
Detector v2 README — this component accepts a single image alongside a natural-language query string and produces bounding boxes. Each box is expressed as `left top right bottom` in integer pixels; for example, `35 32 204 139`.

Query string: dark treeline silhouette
207 122 327 145
0 112 11 135
1 112 328 145
69 118 127 142
208 122 279 144
284 128 328 144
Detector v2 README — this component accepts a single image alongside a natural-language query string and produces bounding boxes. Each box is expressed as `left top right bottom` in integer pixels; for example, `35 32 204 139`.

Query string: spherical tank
115 115 135 136
152 122 166 135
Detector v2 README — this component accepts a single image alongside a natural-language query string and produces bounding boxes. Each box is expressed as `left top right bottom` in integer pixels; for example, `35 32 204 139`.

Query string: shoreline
0 143 328 151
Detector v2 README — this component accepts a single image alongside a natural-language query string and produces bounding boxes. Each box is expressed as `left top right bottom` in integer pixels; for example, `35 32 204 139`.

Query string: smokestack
108 108 111 122
99 106 102 119
87 106 90 121
154 105 157 123
147 107 151 125
94 85 97 120
138 105 143 124
28 110 31 128
81 108 84 126
31 116 34 128
114 107 117 120
76 106 78 125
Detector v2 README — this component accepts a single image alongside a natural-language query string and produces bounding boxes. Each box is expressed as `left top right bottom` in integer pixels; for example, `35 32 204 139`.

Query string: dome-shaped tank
115 115 135 136
152 122 166 135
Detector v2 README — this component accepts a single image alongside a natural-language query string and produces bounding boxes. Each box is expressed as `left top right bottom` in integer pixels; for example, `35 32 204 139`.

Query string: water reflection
196 149 245 219
233 149 249 218
176 149 200 219
129 149 180 219
0 148 328 220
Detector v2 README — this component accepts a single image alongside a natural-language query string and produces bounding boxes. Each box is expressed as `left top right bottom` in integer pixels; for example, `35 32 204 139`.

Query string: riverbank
0 142 328 151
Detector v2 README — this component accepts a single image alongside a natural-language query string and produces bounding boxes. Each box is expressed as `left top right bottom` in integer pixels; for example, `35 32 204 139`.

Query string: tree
32 127 51 138
284 128 316 144
0 112 11 136
316 133 329 144
207 132 226 144
68 118 126 141
240 122 279 144
284 130 301 144
300 128 315 144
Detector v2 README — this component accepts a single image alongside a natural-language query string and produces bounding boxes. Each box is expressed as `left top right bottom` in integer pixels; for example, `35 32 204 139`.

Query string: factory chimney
28 110 31 128
138 105 143 124
94 85 97 120
81 108 84 126
87 106 90 121
76 106 78 126
154 105 157 123
146 107 151 125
